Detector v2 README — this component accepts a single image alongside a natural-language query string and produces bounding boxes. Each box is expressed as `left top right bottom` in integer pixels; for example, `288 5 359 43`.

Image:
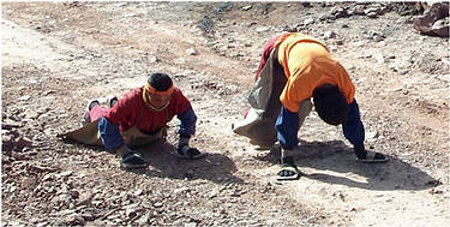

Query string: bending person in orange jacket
235 33 388 180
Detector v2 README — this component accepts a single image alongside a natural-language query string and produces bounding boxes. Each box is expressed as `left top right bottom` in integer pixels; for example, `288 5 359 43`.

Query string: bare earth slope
2 2 449 226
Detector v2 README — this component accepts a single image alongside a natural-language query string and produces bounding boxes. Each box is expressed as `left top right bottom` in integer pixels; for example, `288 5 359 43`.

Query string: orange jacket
275 33 355 113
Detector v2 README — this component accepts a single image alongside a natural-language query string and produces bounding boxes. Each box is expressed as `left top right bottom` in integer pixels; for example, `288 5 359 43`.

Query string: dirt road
2 2 449 226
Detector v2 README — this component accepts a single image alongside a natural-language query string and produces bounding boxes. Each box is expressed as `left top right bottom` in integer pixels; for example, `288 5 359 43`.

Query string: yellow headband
142 82 174 110
144 82 174 96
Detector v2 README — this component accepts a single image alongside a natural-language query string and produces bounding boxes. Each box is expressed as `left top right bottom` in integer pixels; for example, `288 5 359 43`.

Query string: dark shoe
120 153 148 169
354 146 388 163
177 146 206 159
87 99 100 111
277 166 300 180
277 156 300 181
357 150 389 163
81 99 100 126
107 96 119 108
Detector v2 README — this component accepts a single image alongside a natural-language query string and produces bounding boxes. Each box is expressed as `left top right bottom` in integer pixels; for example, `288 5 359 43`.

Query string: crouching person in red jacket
86 72 205 169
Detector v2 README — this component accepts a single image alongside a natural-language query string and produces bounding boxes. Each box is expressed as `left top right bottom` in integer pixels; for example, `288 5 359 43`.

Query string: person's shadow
61 135 243 184
257 139 441 191
111 140 243 185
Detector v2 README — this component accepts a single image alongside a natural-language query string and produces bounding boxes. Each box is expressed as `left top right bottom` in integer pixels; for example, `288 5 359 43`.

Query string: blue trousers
276 100 365 150
98 107 197 150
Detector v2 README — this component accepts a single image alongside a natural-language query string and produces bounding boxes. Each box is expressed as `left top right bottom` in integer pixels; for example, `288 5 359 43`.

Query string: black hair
148 72 173 91
312 84 349 126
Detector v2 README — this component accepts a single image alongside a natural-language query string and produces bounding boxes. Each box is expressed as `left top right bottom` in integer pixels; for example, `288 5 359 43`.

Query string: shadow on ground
117 140 243 184
59 121 243 184
256 139 440 191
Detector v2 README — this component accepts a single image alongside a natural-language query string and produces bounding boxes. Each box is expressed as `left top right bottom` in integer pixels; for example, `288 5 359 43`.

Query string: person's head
312 84 348 126
144 72 174 108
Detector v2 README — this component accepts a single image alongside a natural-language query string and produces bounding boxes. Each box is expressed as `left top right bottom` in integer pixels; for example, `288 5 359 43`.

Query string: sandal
357 150 388 163
107 96 119 108
120 153 148 169
276 165 300 181
177 147 206 159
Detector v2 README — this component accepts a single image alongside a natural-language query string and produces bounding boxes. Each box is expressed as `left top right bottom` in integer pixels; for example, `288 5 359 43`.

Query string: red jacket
255 35 282 81
104 87 191 134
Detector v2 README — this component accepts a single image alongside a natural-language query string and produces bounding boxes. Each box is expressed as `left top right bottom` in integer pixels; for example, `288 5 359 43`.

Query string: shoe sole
276 166 300 181
356 158 389 163
120 163 148 169
175 151 207 160
106 95 118 108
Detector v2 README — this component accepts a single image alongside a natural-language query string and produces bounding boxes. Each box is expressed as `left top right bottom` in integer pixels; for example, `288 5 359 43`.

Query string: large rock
353 5 366 15
413 3 449 37
330 6 348 18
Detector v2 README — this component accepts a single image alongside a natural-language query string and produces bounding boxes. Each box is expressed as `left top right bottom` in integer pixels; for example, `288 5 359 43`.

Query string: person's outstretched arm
342 99 366 158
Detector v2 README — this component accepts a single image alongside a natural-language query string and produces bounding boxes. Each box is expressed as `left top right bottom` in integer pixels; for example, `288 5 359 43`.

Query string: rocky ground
2 2 449 226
